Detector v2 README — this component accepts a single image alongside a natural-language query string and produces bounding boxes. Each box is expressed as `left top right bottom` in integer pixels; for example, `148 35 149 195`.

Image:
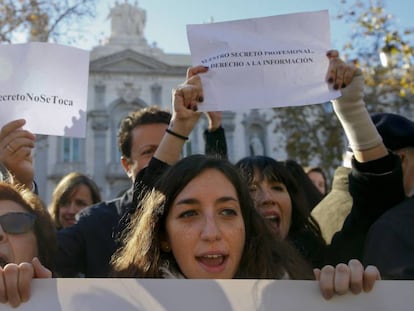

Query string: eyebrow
175 196 239 206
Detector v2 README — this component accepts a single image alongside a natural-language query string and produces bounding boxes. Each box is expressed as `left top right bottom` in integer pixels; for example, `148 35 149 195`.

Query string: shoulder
372 196 414 227
77 198 122 219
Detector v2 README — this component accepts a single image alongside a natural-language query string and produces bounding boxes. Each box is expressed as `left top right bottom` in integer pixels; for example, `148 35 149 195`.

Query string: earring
161 241 171 252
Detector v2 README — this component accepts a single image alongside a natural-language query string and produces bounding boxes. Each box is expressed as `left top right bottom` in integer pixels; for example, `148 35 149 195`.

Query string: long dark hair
235 156 326 268
111 155 312 279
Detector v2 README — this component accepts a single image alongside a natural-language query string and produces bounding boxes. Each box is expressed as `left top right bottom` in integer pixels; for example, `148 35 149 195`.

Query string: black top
363 195 414 279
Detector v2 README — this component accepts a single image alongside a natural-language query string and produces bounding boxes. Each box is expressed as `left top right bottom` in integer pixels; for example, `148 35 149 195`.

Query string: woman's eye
271 183 286 192
221 208 238 216
178 210 198 218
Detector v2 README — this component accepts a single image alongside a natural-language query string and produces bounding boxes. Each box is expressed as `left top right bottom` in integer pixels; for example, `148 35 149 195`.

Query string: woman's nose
200 215 221 241
256 188 275 206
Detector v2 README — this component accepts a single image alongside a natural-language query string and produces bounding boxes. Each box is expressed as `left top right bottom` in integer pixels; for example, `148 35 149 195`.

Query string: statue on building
109 1 146 37
249 134 265 156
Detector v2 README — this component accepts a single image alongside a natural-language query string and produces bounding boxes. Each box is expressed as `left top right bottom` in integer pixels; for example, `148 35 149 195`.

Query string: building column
222 111 236 162
89 110 109 196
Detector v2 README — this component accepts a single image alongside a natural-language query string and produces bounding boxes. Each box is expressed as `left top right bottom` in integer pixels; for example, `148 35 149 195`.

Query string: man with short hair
363 112 414 279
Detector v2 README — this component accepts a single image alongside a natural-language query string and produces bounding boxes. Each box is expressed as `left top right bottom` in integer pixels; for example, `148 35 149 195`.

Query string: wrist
169 119 193 138
208 124 221 132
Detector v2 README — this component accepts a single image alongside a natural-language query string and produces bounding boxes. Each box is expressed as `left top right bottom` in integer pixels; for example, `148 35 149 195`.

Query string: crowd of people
0 49 413 307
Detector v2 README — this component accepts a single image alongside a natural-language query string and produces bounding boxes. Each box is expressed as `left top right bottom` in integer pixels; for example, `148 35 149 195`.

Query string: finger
0 119 26 140
313 268 321 280
186 65 208 79
5 137 35 154
0 131 35 156
32 257 52 279
363 265 381 293
326 50 339 60
334 263 351 295
318 265 335 300
342 66 358 87
181 84 202 110
326 57 341 84
348 259 364 294
17 262 34 303
0 268 6 304
3 264 21 308
332 59 347 90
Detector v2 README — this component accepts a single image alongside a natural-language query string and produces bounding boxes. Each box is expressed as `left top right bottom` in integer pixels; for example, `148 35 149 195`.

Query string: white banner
4 279 413 310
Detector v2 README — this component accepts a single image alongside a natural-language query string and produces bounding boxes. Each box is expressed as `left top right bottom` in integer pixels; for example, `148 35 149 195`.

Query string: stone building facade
33 1 287 203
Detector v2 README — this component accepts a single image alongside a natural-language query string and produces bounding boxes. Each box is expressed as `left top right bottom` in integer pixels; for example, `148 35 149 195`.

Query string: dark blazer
363 195 414 279
56 187 133 277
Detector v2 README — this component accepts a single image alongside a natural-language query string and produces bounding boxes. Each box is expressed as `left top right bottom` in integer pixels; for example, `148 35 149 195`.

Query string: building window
151 84 162 105
63 137 82 162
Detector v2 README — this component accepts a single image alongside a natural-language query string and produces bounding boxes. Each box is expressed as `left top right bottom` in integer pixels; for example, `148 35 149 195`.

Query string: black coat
324 153 405 266
363 195 414 279
56 188 132 277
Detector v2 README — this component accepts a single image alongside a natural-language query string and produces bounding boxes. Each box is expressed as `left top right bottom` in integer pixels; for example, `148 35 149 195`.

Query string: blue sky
79 0 413 54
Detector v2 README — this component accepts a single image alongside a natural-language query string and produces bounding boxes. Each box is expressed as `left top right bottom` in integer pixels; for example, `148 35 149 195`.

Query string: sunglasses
0 212 36 234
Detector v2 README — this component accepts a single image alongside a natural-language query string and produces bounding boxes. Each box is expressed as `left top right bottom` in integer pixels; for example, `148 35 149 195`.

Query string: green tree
0 0 96 43
273 0 414 180
337 0 414 113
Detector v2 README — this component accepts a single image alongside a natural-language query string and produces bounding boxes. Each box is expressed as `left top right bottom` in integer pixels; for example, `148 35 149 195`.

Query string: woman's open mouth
196 253 228 273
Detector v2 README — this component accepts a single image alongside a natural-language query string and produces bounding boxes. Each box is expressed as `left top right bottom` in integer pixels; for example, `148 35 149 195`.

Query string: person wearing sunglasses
0 181 56 308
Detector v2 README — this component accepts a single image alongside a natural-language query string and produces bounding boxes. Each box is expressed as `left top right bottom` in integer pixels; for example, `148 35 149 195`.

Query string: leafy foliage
0 0 96 43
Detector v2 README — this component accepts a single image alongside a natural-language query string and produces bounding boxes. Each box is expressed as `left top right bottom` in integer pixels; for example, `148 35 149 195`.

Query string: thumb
32 257 52 278
313 268 321 281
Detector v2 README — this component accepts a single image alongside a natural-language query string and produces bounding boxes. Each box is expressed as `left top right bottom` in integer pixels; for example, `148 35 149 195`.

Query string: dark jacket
324 152 405 266
363 195 414 279
56 188 133 277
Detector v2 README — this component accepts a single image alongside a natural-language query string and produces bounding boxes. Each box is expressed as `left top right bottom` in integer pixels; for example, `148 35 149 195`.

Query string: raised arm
325 50 405 264
326 50 388 162
154 65 208 165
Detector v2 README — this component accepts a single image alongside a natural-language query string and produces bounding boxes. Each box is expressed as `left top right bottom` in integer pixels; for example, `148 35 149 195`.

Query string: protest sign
0 42 89 137
186 10 341 112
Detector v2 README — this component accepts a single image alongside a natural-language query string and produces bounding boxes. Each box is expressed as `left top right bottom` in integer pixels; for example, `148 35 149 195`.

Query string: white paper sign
186 10 340 112
3 279 414 311
0 42 90 137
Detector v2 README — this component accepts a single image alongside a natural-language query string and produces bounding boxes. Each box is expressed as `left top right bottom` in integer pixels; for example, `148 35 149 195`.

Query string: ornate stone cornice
88 110 110 131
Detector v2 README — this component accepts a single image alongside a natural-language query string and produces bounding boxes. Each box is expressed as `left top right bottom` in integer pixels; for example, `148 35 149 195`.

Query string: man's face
121 123 168 181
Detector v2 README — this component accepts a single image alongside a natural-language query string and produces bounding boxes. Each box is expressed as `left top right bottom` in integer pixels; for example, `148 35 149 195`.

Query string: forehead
0 200 28 216
308 171 324 179
177 169 238 198
131 123 168 150
67 184 92 198
253 167 281 184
